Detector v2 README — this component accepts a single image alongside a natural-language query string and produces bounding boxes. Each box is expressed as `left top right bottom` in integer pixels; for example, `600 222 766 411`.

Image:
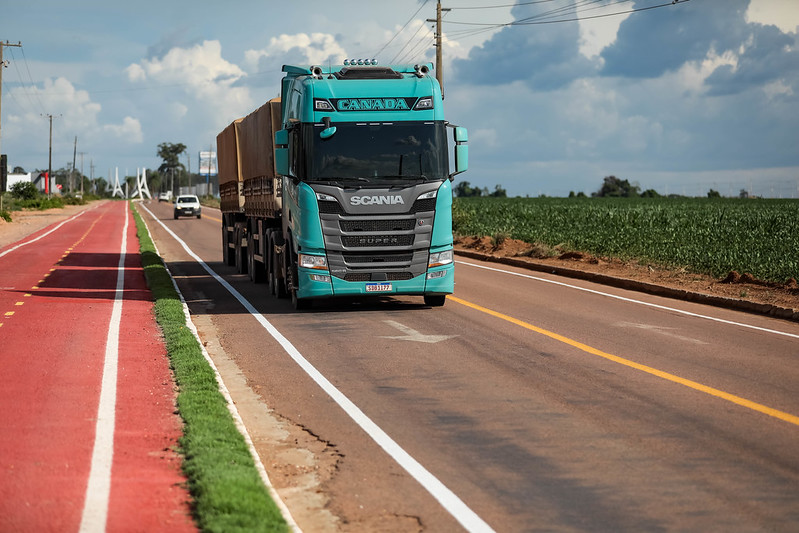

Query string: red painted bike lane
0 201 195 532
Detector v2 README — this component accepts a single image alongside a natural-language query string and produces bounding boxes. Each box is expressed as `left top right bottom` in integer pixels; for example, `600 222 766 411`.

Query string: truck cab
274 63 468 308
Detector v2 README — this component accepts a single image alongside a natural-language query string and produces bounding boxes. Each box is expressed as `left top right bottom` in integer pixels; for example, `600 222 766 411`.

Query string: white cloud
103 116 143 143
128 40 245 85
126 40 254 138
577 10 630 59
746 0 799 33
676 47 739 94
245 33 347 69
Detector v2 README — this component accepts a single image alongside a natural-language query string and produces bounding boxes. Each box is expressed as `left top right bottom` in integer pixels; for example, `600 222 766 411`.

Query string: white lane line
456 259 799 341
140 204 495 533
0 206 94 258
137 206 302 533
79 202 128 532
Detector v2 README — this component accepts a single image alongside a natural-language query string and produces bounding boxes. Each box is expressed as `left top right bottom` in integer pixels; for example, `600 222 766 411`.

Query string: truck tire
288 257 311 310
222 218 235 266
424 294 446 307
265 231 275 294
235 227 248 275
248 231 266 283
271 232 287 299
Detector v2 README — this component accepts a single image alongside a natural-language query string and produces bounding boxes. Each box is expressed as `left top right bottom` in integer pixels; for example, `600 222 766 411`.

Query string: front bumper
296 262 454 299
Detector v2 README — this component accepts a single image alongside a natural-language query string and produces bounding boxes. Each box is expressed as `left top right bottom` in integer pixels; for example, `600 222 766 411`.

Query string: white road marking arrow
380 320 458 344
616 321 709 345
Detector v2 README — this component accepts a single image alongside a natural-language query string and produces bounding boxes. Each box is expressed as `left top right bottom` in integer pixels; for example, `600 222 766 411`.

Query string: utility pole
78 151 87 197
42 113 60 197
427 1 449 99
0 41 22 163
71 135 77 194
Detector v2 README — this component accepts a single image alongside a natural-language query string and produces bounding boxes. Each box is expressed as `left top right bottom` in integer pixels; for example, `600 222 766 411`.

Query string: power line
444 0 688 29
17 46 47 114
390 21 434 64
373 0 431 60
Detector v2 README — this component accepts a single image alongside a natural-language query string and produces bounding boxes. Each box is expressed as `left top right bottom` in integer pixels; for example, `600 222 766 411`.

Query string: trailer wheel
235 227 248 275
222 217 235 266
248 230 266 283
265 231 275 294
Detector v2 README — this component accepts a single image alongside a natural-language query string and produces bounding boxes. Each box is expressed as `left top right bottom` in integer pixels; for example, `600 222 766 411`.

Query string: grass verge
131 203 289 532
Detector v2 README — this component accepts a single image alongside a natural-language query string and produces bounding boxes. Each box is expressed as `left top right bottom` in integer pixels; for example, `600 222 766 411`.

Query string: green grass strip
131 203 289 533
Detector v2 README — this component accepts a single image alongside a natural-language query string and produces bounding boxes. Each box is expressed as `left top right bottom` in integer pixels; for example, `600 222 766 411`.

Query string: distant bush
18 196 64 210
10 181 38 201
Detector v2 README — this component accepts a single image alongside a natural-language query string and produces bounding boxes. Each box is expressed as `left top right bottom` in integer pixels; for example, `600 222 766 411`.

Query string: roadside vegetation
131 204 289 532
453 196 799 284
0 182 99 222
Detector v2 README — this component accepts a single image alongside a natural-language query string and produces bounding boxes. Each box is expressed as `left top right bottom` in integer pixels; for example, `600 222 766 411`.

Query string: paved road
0 201 194 532
141 199 799 532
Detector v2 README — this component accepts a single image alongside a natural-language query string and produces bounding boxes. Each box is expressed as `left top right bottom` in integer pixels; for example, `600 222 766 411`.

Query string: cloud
244 33 348 74
600 0 750 79
126 40 254 134
127 40 245 87
444 0 799 197
103 116 143 143
3 77 144 170
704 24 799 96
453 2 597 90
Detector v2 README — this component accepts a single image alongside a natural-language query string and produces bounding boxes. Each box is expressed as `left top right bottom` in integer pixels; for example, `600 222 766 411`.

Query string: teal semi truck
217 62 468 309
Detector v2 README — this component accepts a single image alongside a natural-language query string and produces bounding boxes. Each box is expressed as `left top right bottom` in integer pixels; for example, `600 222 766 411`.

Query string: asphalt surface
0 201 195 532
141 199 799 532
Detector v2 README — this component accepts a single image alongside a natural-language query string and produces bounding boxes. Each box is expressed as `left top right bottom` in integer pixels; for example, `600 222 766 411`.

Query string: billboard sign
199 151 217 176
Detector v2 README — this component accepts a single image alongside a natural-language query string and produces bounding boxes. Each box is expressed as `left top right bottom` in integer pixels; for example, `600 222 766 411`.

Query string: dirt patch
0 202 100 250
455 236 799 318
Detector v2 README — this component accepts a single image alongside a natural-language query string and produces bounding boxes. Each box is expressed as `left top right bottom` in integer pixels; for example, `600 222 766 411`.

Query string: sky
1 0 798 198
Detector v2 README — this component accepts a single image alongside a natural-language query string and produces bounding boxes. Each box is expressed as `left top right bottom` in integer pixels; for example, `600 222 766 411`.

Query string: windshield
301 121 449 183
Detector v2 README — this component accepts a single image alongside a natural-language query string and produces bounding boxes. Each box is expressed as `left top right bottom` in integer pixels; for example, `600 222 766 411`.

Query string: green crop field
452 197 799 284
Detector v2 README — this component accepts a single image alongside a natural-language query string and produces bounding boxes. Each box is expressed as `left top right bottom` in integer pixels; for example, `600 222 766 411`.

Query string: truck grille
340 219 415 232
344 272 414 282
343 253 414 264
342 235 414 247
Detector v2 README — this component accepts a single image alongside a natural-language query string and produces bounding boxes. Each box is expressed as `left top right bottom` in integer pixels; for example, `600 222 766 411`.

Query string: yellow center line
450 295 799 427
202 213 222 224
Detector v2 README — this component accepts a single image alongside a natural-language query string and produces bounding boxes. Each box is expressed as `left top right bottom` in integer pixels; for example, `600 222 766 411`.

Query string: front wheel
424 294 446 307
288 260 311 310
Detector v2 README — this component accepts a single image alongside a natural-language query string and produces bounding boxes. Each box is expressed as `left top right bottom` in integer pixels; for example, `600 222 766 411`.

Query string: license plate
365 282 392 293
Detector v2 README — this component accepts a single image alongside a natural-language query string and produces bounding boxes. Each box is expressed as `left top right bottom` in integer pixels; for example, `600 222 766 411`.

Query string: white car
174 195 202 219
158 191 172 202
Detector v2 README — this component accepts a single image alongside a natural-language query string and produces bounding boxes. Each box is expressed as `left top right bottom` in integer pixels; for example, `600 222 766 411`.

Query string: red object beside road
0 201 195 532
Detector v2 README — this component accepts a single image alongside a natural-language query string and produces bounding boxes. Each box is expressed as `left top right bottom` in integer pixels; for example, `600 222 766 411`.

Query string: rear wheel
248 230 266 283
234 227 248 275
222 217 235 266
265 232 275 294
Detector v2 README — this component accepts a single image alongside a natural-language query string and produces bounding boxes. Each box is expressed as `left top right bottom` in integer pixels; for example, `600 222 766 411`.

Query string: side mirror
448 125 468 179
320 116 337 139
275 129 289 175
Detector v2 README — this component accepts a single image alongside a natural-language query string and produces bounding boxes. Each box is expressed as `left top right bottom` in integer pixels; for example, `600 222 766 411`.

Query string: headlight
428 250 453 268
417 190 438 201
299 254 328 270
